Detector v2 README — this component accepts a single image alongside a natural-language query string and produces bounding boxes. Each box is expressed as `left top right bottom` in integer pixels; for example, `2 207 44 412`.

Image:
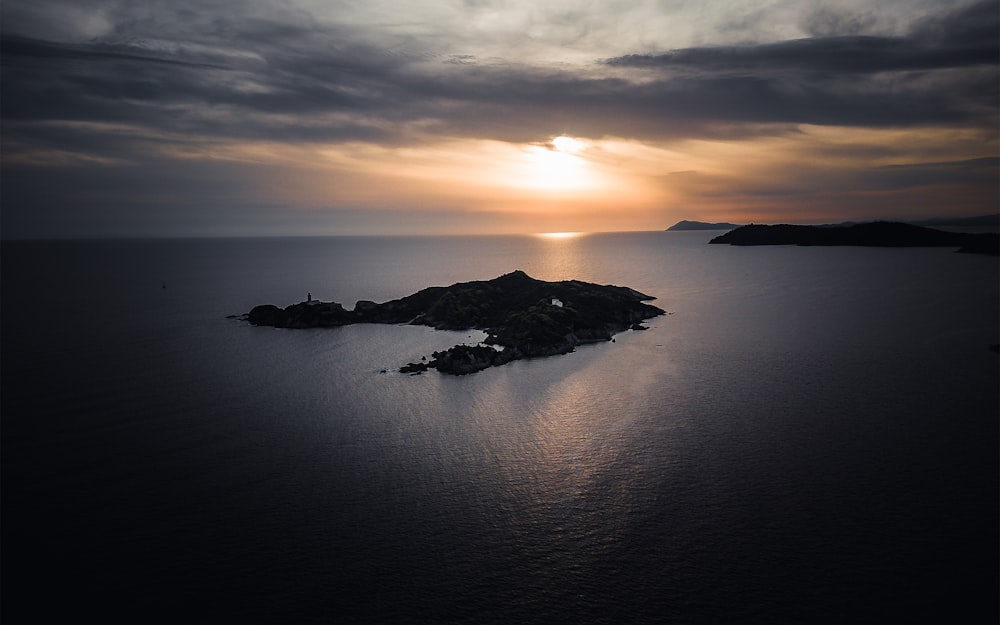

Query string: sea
2 231 997 624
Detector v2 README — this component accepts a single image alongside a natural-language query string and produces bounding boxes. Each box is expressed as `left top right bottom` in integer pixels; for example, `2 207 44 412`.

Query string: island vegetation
246 271 664 374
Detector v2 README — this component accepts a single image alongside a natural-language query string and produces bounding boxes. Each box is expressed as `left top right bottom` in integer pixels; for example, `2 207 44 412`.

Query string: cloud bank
2 0 997 236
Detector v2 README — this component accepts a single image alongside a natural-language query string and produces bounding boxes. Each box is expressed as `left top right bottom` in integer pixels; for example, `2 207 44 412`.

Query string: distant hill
666 220 740 231
670 214 999 232
709 221 998 255
909 214 999 229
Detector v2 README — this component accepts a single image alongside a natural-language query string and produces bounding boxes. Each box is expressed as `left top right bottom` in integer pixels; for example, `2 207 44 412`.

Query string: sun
512 135 598 191
551 136 586 153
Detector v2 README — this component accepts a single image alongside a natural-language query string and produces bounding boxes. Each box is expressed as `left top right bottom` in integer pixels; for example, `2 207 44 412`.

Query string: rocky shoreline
244 270 664 375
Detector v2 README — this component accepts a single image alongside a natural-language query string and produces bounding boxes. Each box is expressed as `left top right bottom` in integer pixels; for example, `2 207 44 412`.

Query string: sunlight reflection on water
4 234 996 624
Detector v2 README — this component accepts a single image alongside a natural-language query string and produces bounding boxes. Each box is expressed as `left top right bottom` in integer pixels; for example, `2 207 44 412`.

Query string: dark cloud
0 35 222 68
3 0 996 153
800 7 878 38
609 0 998 74
598 3 997 132
911 0 1000 49
606 34 995 74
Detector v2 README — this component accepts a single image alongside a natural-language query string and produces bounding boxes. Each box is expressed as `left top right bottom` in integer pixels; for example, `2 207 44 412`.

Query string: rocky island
709 221 999 255
246 271 664 375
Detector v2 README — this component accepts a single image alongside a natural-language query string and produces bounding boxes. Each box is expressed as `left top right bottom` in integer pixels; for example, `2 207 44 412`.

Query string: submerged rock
246 271 665 374
399 361 430 375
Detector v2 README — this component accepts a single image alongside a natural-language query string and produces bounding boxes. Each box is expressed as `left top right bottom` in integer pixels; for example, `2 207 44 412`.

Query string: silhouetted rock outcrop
247 271 664 374
248 301 351 328
956 233 1000 256
709 221 999 255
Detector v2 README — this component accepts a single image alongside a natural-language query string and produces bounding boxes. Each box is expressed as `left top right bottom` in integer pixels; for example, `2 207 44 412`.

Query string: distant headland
245 271 664 375
708 221 999 255
669 213 998 234
666 220 740 231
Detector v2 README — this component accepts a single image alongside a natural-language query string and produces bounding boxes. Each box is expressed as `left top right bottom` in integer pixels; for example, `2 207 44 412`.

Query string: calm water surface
3 232 997 623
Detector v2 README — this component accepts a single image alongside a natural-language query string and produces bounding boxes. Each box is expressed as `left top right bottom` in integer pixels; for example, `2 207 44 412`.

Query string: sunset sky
2 0 997 237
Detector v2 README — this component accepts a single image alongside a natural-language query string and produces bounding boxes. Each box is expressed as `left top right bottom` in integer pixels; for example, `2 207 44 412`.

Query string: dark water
3 232 997 623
